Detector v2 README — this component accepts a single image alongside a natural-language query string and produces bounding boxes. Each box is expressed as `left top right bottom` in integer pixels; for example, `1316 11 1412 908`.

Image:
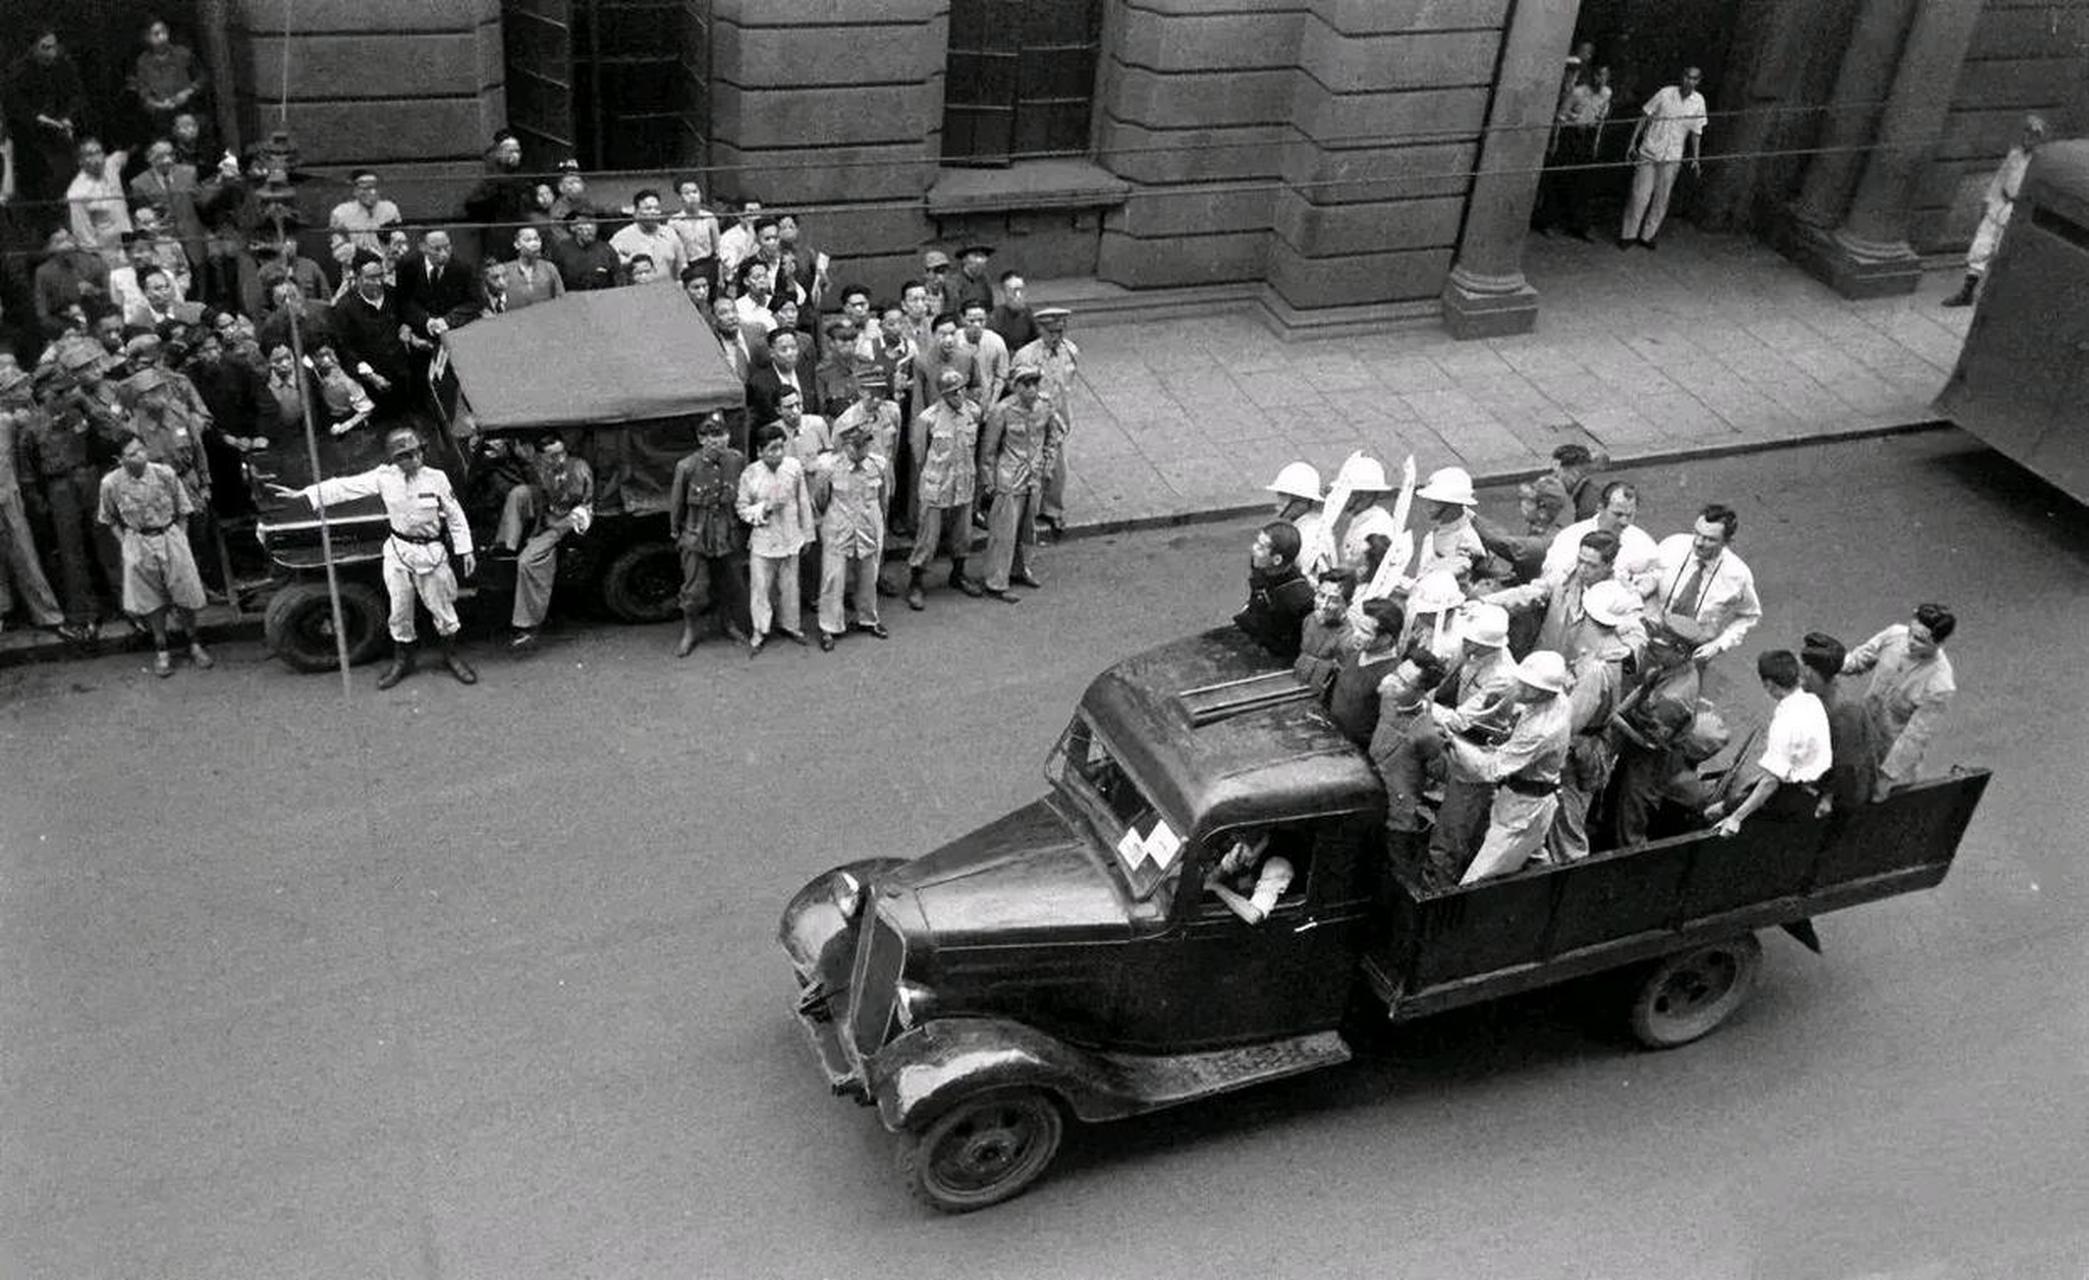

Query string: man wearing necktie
1647 502 1761 667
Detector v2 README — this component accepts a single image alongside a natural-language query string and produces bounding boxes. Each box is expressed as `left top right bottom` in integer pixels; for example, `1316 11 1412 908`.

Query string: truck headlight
894 981 935 1031
829 870 863 922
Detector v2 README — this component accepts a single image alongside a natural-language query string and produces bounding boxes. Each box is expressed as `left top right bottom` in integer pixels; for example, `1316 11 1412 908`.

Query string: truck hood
878 798 1131 942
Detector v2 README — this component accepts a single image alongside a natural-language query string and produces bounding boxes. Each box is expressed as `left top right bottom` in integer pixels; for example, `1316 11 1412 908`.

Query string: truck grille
847 914 905 1055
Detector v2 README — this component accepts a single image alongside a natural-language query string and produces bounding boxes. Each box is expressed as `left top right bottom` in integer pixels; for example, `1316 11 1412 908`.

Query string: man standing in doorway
1619 66 1706 250
1943 114 2047 308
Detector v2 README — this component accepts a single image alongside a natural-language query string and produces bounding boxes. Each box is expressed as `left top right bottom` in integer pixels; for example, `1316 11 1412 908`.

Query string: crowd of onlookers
0 22 1081 676
1230 443 1960 891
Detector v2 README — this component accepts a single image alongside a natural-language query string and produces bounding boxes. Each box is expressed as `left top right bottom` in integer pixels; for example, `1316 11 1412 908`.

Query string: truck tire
896 1087 1064 1214
598 541 682 624
265 581 388 672
1627 934 1763 1050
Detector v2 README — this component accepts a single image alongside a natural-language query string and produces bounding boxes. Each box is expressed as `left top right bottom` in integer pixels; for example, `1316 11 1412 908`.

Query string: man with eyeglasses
269 426 478 689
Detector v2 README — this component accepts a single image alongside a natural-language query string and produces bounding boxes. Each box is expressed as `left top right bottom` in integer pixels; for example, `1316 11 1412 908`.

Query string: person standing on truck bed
1550 579 1642 864
1604 623 1700 846
1646 503 1762 668
1797 632 1880 819
269 425 478 690
1324 595 1407 747
1233 520 1316 661
1484 527 1630 661
1293 571 1356 698
1447 650 1574 884
1428 601 1517 882
1841 605 1958 801
1369 648 1452 883
494 432 594 652
1708 650 1831 836
1202 830 1294 926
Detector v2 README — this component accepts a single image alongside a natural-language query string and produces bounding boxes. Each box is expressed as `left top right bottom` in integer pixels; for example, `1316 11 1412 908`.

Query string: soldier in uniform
1012 305 1078 539
1448 650 1574 884
1428 602 1517 883
809 419 890 651
667 413 749 656
904 368 984 611
270 425 478 689
0 371 83 642
97 433 213 676
22 344 130 630
975 363 1064 602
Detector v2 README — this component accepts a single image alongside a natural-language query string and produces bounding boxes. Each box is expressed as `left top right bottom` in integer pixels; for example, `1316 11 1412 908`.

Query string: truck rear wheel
897 1087 1064 1214
264 581 387 672
598 541 682 624
1628 934 1763 1050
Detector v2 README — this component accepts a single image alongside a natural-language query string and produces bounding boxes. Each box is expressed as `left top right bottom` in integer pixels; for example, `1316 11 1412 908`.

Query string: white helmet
1514 649 1570 695
1460 601 1511 649
1583 579 1641 628
1416 465 1477 507
1408 569 1466 616
1265 461 1323 503
1334 454 1392 493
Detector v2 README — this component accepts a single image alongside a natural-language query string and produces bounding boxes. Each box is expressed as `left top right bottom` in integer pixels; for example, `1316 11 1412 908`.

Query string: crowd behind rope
1232 444 1961 890
0 24 1079 681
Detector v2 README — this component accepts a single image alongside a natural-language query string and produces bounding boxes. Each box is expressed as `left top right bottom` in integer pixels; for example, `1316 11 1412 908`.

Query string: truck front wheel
1628 933 1763 1050
264 580 388 672
897 1087 1064 1213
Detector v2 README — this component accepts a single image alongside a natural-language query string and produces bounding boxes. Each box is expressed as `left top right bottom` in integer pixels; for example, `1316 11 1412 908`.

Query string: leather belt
389 527 443 545
1501 775 1559 798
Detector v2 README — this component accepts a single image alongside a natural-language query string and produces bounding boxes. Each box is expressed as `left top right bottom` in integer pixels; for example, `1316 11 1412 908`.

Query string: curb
1 418 1955 672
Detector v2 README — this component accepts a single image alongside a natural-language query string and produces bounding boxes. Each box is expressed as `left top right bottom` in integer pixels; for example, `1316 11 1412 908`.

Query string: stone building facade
191 0 2089 335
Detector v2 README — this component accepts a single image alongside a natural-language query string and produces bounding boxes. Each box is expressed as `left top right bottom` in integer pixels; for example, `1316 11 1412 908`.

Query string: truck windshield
1047 715 1185 902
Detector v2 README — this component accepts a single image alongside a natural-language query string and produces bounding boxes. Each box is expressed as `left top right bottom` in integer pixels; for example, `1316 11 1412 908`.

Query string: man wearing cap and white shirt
905 368 985 609
1542 479 1659 592
1646 502 1760 665
1429 601 1518 881
1445 649 1575 883
1708 649 1831 836
1014 306 1078 537
268 425 479 689
976 363 1064 601
1619 65 1706 249
1552 579 1640 861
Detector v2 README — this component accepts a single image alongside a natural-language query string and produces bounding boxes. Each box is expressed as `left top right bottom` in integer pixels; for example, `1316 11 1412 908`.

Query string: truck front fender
867 1018 1136 1133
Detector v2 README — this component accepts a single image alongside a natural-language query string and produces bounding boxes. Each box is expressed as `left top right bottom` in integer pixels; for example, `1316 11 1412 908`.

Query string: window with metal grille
941 0 1102 167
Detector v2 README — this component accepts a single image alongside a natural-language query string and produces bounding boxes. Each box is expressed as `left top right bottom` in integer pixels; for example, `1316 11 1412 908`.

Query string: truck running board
1175 671 1317 726
1098 1030 1352 1112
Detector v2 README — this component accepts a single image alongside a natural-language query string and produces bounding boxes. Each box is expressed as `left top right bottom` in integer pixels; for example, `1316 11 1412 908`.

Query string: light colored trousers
1621 157 1681 242
818 543 881 635
1461 789 1560 885
383 541 461 642
749 551 802 636
981 486 1038 591
1967 205 2012 277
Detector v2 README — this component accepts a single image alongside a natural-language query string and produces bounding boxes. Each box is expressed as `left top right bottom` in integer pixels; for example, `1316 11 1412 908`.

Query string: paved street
2 432 2084 1279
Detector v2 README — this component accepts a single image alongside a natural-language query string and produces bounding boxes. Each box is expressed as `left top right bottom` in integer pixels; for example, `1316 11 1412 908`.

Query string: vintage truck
779 626 1990 1212
252 286 743 670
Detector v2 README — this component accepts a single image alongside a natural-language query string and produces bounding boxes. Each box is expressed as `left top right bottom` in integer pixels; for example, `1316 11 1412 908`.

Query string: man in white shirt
65 137 133 265
1709 650 1830 836
1541 480 1659 591
328 169 403 262
1944 114 2046 307
1619 66 1706 249
669 177 721 267
1645 502 1762 665
268 426 479 689
959 300 1010 407
1202 830 1294 925
609 188 685 284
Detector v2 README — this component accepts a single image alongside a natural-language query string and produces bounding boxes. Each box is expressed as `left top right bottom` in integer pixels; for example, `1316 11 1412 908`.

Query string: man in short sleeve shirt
1620 66 1706 248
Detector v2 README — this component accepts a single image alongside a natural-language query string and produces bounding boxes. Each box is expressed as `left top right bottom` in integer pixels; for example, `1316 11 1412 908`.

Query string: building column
1793 0 1985 297
1440 0 1585 339
1786 0 1920 230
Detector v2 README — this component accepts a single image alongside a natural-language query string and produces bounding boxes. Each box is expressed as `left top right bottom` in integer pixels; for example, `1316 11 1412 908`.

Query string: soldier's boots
440 636 478 685
377 642 416 690
1941 273 1978 308
906 569 927 612
949 559 984 597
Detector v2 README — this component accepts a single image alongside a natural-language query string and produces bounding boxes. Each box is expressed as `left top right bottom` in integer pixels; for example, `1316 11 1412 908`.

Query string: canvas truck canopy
439 285 744 433
438 286 746 516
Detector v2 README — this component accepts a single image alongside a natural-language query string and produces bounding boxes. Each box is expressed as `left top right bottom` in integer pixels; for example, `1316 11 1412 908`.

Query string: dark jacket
395 252 481 336
1233 564 1315 661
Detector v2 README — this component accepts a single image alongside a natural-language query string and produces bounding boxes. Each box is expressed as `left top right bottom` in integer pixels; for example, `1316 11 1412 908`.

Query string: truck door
1107 813 1376 1053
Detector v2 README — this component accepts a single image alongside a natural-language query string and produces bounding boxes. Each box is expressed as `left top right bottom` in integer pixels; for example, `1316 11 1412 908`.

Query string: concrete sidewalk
1055 225 1971 530
1 227 1971 670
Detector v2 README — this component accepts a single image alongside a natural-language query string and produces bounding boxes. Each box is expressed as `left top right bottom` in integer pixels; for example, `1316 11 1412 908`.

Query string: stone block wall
1093 0 1506 309
1915 0 2089 251
708 0 947 300
233 0 505 222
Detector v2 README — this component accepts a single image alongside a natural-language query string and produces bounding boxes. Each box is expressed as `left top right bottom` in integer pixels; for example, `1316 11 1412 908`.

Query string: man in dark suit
745 328 810 428
332 249 414 416
396 230 480 340
127 140 207 274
